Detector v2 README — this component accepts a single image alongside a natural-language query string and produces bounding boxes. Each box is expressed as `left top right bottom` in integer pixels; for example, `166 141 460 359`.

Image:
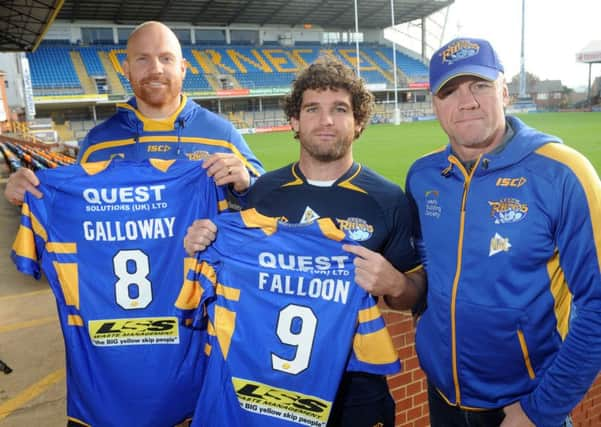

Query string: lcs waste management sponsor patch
234 377 331 427
88 317 180 346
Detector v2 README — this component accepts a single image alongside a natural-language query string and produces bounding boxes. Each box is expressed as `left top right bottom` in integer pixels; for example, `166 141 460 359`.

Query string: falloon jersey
11 159 226 427
175 209 401 427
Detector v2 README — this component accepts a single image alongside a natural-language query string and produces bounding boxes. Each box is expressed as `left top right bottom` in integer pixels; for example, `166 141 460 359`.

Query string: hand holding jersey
342 244 424 311
202 152 251 193
176 209 401 427
4 167 41 206
11 159 226 426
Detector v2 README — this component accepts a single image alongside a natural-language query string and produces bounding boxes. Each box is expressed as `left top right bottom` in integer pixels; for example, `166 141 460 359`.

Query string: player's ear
501 81 509 107
290 116 300 133
122 58 130 80
181 58 187 79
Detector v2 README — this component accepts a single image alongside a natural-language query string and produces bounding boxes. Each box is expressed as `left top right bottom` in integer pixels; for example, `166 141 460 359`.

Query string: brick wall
381 309 601 427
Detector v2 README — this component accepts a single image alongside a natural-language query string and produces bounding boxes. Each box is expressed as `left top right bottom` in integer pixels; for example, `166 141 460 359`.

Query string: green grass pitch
245 112 601 186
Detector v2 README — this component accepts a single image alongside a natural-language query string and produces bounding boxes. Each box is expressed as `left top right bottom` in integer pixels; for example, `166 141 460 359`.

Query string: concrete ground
0 167 66 427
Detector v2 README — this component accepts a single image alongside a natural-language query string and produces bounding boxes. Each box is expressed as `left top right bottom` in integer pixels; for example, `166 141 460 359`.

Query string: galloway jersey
11 159 226 427
175 209 401 427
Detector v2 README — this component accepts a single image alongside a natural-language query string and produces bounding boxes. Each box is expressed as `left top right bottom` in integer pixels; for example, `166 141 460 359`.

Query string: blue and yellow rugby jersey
77 95 264 180
175 209 401 427
11 159 226 427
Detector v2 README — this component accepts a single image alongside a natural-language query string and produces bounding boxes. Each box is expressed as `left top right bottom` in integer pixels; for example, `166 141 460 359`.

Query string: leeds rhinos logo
186 150 210 161
488 198 528 224
440 40 480 65
300 206 374 242
337 217 374 242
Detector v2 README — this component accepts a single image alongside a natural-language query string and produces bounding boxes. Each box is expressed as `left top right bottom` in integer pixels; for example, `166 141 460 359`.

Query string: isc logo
496 177 527 187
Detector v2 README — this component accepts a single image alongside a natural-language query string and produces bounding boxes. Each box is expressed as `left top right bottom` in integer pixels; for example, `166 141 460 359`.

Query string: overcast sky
441 0 600 90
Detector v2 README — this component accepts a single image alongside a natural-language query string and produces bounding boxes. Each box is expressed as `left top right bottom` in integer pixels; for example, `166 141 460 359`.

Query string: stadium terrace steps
70 51 98 95
98 51 126 97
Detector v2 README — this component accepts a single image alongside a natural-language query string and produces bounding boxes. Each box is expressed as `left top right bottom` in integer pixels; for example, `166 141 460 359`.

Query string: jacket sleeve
521 152 601 427
228 126 264 178
76 135 91 163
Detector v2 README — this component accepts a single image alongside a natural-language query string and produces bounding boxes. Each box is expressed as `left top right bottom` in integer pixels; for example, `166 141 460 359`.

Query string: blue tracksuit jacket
77 95 264 178
406 116 601 427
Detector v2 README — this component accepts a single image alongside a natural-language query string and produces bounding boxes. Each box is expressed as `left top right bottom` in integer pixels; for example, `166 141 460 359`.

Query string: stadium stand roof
0 0 453 52
0 0 64 52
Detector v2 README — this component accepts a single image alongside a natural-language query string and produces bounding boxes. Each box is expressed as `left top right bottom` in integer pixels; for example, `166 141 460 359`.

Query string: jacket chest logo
336 217 374 242
488 198 528 224
424 190 442 219
489 232 512 256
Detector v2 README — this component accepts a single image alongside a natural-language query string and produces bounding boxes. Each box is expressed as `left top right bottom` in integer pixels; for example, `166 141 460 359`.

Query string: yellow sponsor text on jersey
88 316 179 346
233 377 331 426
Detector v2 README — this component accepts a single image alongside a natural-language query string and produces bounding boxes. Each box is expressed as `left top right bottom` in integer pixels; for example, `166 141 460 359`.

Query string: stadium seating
27 46 83 95
28 42 429 97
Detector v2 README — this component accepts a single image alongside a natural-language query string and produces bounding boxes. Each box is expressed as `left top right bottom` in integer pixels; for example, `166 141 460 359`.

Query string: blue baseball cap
429 37 504 95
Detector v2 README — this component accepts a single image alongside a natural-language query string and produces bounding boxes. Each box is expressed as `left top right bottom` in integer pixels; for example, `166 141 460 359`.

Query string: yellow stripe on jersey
68 314 84 327
282 163 304 187
241 208 278 235
47 242 77 253
547 250 572 340
19 203 49 243
337 164 367 194
175 278 203 310
357 305 382 324
79 138 136 163
80 160 111 175
12 224 37 261
216 283 241 302
353 327 399 365
149 158 176 172
215 305 236 359
53 261 79 309
354 304 399 364
175 259 210 310
200 261 217 283
536 143 601 274
317 218 345 241
184 256 197 275
207 319 216 337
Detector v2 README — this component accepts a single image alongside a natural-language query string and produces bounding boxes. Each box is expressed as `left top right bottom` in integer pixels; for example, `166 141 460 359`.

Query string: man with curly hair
185 55 425 426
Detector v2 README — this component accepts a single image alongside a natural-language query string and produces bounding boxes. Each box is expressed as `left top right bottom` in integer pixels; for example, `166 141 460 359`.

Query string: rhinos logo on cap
429 37 504 94
440 39 480 65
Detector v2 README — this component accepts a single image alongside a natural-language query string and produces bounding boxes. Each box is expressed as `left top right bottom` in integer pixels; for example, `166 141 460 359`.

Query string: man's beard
299 132 353 162
130 77 181 108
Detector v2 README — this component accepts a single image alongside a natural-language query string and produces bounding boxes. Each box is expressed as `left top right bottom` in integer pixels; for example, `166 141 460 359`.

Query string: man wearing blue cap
406 37 601 426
